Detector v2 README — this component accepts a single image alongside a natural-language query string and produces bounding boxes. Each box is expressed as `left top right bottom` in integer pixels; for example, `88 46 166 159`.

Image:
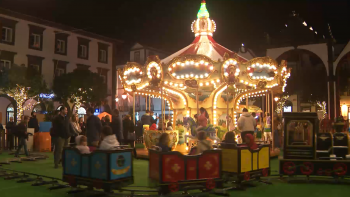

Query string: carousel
118 0 291 157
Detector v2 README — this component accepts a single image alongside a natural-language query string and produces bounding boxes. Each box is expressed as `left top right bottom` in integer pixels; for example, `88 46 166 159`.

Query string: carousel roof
161 0 247 64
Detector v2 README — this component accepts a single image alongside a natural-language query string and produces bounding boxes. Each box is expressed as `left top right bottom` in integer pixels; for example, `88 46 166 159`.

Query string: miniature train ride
280 112 350 177
62 139 270 195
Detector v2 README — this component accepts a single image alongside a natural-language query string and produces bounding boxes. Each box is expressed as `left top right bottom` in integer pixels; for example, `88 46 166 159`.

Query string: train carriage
63 147 134 192
148 149 223 194
280 112 350 177
221 143 270 182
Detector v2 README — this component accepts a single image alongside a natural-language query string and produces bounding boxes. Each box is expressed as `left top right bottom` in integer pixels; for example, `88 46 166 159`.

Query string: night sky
1 0 349 55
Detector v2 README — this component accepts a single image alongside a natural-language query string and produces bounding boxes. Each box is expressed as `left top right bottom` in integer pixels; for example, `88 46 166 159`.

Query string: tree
0 64 47 122
52 69 107 113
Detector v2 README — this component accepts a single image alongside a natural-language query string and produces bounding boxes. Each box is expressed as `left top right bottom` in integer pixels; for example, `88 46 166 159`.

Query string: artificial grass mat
1 152 350 197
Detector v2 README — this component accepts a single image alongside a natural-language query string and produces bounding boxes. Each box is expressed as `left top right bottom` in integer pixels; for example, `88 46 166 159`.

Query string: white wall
0 14 114 116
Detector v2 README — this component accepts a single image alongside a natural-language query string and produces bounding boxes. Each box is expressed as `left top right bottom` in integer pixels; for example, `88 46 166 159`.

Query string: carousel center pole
226 84 229 132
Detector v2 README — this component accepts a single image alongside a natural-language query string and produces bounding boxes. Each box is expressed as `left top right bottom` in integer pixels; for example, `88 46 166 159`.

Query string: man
52 106 71 168
141 110 152 126
111 109 123 143
14 115 30 157
86 107 102 147
237 108 256 143
28 112 39 133
150 111 157 125
6 117 16 151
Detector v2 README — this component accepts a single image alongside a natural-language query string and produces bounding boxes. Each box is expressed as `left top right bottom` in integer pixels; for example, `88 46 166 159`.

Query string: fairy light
147 62 161 79
163 87 187 106
213 85 227 125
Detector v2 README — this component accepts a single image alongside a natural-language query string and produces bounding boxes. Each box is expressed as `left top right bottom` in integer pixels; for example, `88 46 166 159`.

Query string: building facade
0 8 122 124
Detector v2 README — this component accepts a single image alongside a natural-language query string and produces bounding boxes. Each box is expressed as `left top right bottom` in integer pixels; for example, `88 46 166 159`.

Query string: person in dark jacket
220 131 237 148
103 115 111 127
111 109 123 144
6 117 16 150
78 117 86 136
157 133 171 152
52 106 71 168
122 115 137 157
28 112 39 133
86 107 102 147
14 116 30 157
141 110 152 126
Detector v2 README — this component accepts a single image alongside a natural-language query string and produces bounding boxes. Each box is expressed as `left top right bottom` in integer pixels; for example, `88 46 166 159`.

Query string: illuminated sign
39 93 55 99
284 106 292 112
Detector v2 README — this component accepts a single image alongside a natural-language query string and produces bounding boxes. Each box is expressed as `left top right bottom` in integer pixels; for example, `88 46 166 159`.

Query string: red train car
148 149 223 194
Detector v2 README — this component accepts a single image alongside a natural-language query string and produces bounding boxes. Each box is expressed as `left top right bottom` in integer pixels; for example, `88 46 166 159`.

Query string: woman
157 133 171 152
103 115 111 127
197 131 212 154
196 107 208 131
79 117 86 136
122 115 137 157
244 133 258 150
70 114 82 144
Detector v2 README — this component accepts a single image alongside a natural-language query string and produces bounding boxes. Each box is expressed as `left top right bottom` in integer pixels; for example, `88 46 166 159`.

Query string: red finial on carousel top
202 0 206 3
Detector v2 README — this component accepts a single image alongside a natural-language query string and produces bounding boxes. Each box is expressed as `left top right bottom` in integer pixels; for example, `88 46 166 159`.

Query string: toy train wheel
334 163 347 176
66 176 76 187
206 179 216 190
300 162 314 175
93 181 103 189
168 182 179 193
317 168 323 175
244 172 250 181
283 162 296 175
262 168 269 177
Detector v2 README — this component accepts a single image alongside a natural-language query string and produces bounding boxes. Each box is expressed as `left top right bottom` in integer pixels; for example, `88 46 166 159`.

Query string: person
70 114 82 144
157 133 171 152
75 135 90 154
244 133 258 150
166 122 173 130
197 108 209 131
28 111 39 133
222 131 237 144
52 106 71 168
79 117 86 136
150 111 157 125
264 113 272 142
237 108 256 143
111 109 123 144
99 126 120 150
141 110 152 126
252 112 257 137
6 117 16 151
150 123 157 130
103 115 111 127
197 131 212 154
157 115 167 131
273 116 281 148
194 114 198 125
86 108 102 147
14 115 30 157
122 115 137 157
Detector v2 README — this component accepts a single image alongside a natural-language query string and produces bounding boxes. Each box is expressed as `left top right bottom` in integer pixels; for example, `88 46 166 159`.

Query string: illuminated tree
52 69 107 113
0 64 47 122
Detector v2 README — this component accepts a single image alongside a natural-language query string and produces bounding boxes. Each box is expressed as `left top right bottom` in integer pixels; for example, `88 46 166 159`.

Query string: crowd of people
50 107 136 168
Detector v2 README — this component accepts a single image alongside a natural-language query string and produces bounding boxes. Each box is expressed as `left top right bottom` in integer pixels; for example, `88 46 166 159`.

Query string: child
166 122 173 130
244 133 258 150
75 135 90 154
150 123 157 130
196 131 213 154
99 126 120 150
157 133 171 152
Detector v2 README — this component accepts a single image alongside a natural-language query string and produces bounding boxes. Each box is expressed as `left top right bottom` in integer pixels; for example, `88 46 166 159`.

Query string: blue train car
63 147 134 192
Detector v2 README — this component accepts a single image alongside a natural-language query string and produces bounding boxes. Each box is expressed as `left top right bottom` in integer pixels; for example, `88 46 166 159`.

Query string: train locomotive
280 112 350 177
63 147 134 192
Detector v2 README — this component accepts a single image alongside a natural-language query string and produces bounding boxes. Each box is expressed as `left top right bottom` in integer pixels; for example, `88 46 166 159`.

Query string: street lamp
274 97 279 102
115 98 119 102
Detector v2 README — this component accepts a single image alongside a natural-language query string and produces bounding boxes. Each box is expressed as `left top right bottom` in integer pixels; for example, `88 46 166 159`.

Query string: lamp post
122 92 128 100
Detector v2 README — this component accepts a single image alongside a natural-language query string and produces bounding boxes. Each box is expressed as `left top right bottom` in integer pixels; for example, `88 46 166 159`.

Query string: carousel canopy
161 0 247 64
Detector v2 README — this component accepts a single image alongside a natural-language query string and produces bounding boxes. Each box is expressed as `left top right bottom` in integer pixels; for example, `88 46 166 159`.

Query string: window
98 43 109 63
56 68 65 76
2 27 13 42
97 67 108 84
56 39 66 53
27 55 44 76
80 45 87 58
0 60 11 70
100 49 107 62
30 34 41 48
30 64 40 72
134 51 140 63
100 74 107 83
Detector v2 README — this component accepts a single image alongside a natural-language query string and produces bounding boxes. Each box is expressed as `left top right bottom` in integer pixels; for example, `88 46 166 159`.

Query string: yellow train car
221 144 270 182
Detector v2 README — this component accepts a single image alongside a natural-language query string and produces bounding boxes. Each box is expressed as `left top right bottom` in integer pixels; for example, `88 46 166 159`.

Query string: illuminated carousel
118 0 291 156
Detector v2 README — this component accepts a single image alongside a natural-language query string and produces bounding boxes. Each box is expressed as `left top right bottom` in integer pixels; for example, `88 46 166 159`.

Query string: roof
161 35 248 64
0 7 123 44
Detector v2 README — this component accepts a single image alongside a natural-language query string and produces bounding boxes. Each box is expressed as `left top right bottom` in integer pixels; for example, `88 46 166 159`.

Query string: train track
1 167 350 197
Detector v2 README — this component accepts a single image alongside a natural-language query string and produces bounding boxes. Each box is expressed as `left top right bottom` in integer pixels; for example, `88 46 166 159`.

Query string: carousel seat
316 133 332 158
333 133 349 159
188 147 197 155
